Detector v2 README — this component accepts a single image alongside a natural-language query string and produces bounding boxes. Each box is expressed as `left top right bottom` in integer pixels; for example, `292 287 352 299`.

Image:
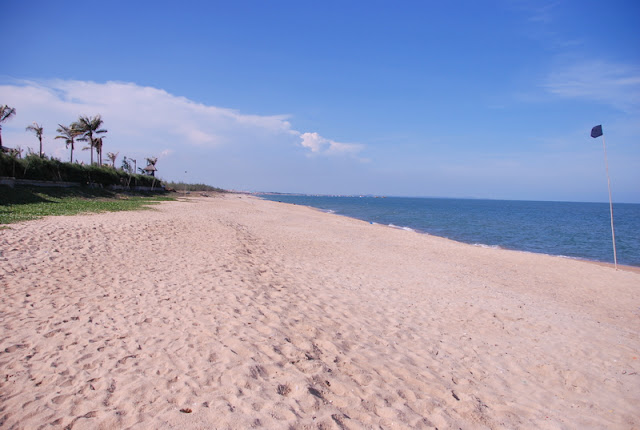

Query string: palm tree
55 124 81 163
73 115 107 165
25 122 44 157
0 105 17 152
106 151 119 168
94 136 106 165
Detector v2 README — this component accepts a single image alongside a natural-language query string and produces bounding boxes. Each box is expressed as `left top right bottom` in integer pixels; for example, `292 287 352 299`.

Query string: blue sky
1 0 638 202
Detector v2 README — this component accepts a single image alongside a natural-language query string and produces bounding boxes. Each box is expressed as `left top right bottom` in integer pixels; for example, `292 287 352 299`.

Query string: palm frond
25 122 44 136
55 124 78 140
0 105 17 123
74 115 107 136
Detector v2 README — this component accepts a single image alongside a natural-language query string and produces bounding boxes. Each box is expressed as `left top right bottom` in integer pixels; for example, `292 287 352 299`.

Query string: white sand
1 194 638 429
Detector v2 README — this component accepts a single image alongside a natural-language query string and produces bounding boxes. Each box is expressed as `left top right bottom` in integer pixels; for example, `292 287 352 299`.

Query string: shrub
0 153 164 189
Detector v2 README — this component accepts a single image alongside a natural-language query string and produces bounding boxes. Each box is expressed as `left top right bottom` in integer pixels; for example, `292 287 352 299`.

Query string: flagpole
601 134 618 270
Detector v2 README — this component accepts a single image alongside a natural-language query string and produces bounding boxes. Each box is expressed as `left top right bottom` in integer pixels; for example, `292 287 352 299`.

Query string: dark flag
591 124 603 138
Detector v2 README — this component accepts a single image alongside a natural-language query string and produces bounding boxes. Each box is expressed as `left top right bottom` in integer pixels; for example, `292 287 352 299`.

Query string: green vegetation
164 181 227 193
0 153 158 187
1 105 161 182
0 186 174 225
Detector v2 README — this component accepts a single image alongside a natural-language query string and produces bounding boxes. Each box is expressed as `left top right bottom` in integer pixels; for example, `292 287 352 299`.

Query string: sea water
259 195 640 267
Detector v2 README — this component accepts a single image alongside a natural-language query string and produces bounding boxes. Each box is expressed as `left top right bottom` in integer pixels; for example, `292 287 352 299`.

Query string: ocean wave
388 224 415 232
472 243 502 250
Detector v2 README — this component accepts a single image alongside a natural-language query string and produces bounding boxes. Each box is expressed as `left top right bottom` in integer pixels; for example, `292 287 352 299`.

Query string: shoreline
268 197 640 274
1 194 639 429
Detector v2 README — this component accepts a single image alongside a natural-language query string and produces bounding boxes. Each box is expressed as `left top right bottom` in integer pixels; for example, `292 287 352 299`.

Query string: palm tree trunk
39 137 43 158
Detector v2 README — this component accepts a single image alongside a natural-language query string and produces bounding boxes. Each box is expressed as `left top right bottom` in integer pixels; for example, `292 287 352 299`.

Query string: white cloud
0 79 365 162
299 132 364 157
0 79 369 190
0 79 297 154
544 61 640 113
300 132 325 152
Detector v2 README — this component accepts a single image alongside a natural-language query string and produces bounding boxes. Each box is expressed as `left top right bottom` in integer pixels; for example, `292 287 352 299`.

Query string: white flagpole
601 134 618 270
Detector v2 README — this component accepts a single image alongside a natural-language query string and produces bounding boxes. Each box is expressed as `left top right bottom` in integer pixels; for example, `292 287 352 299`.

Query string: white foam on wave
556 254 583 261
388 224 415 232
473 243 502 250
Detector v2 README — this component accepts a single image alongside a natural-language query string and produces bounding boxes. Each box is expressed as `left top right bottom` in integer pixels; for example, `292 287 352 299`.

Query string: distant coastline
255 191 639 205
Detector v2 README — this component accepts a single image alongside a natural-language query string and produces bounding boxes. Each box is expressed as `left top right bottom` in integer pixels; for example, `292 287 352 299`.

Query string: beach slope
1 194 638 429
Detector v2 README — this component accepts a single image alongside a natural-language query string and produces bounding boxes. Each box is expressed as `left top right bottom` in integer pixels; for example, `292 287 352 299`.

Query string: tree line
0 104 157 175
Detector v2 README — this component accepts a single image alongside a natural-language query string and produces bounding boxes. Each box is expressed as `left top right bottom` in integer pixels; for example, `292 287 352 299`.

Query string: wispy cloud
510 1 584 50
544 61 640 113
526 1 559 24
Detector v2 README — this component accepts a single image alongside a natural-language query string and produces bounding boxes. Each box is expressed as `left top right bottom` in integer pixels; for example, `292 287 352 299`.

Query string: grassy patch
0 186 175 225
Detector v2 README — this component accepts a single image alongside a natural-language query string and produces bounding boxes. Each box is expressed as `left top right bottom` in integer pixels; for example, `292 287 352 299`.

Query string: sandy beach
1 193 638 429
